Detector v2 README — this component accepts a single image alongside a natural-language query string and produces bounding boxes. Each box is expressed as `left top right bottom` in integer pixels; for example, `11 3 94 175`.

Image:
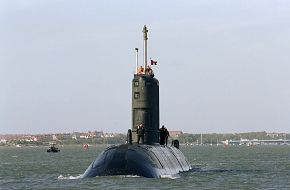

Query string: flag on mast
150 58 157 65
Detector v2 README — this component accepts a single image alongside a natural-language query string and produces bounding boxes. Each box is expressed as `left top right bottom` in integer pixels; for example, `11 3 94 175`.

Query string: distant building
95 131 104 138
52 135 58 141
169 131 183 137
101 133 115 138
266 132 283 138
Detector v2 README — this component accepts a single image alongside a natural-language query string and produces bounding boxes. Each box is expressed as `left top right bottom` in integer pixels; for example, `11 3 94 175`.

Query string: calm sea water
1 145 290 190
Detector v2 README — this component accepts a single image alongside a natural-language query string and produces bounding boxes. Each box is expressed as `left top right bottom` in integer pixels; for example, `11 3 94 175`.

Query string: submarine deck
82 143 191 178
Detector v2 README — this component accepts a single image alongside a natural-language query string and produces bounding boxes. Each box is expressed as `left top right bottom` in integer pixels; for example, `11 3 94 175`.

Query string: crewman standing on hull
165 127 170 145
159 125 169 145
137 124 145 144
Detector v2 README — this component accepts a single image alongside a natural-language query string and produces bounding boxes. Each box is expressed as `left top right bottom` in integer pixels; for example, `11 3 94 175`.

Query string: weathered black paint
132 74 159 145
82 144 191 178
82 72 192 178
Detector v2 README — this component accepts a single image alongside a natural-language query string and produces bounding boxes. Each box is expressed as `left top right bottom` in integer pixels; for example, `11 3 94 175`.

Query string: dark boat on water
47 143 60 153
82 26 191 178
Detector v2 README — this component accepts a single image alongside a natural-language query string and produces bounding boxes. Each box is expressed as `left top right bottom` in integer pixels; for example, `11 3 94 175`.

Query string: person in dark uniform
127 129 132 144
137 124 145 144
165 127 170 146
159 125 167 145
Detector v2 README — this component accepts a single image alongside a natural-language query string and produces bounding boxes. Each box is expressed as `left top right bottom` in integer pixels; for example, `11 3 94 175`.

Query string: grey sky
1 0 290 134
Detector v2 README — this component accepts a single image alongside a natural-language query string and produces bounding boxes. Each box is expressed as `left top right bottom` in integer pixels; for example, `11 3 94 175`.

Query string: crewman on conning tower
146 66 154 77
137 66 144 74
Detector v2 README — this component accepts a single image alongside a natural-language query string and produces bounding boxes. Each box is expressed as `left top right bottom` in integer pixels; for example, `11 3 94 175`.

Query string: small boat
47 143 60 153
83 143 89 150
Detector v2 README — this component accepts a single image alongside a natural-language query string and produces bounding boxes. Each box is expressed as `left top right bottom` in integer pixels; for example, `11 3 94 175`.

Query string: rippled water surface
1 145 290 189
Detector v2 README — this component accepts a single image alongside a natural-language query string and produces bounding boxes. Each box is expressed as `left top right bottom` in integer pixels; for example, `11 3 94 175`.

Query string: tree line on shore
1 131 288 146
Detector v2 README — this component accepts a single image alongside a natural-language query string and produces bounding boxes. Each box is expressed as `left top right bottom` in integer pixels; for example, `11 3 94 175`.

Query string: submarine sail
82 25 191 178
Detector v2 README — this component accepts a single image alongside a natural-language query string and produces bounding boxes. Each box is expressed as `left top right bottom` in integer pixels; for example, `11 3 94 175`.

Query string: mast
143 25 148 74
135 48 139 74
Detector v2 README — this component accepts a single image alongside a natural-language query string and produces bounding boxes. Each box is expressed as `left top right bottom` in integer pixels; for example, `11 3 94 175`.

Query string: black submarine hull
82 144 191 178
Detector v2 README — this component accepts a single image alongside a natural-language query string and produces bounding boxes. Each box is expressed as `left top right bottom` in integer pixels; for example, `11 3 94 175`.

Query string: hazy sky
1 0 290 134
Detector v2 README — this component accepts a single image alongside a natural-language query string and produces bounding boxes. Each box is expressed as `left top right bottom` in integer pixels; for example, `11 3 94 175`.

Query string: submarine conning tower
132 25 159 145
132 74 159 144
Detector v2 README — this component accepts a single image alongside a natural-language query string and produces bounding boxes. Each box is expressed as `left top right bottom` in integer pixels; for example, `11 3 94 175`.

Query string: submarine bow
83 144 191 178
82 25 191 178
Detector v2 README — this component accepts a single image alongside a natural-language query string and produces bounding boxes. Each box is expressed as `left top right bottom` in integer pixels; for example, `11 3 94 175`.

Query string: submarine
82 25 191 178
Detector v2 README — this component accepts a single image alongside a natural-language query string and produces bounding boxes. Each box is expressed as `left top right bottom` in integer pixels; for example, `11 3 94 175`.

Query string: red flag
150 59 157 65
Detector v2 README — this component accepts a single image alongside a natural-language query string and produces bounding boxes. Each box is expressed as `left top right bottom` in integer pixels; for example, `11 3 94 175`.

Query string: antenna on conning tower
135 48 138 74
143 25 148 74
